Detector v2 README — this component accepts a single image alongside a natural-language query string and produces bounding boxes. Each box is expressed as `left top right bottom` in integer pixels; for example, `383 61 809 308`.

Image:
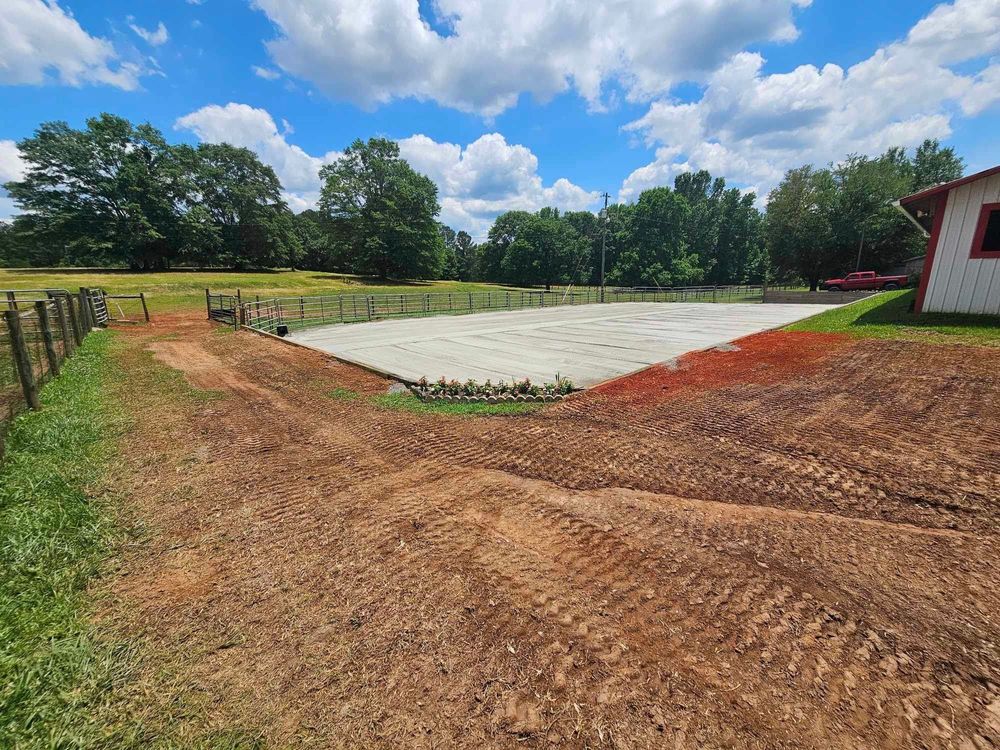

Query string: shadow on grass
305 274 438 287
852 290 1000 330
789 289 1000 345
5 267 286 275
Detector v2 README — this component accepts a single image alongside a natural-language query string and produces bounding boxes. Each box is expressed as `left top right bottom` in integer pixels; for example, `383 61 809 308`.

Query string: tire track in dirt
107 320 1000 748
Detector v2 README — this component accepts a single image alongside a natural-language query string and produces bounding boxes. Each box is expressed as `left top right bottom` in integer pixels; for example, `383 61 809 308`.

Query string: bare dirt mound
107 317 1000 749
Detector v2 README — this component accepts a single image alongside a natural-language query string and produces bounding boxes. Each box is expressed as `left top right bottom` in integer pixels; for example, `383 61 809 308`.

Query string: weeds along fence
222 283 791 335
0 287 110 460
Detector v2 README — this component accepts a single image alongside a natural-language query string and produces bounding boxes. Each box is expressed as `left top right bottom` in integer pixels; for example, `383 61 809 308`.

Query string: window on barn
971 203 1000 259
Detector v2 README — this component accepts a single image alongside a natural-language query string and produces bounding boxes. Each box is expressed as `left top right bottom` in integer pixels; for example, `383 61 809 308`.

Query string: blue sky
1 0 998 238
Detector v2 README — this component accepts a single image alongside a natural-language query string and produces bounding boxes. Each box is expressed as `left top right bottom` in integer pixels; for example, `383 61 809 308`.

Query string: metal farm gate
205 288 240 325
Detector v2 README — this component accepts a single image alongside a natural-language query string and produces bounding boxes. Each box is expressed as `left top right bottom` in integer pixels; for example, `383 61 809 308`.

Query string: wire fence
224 283 798 335
240 288 604 334
1 287 106 460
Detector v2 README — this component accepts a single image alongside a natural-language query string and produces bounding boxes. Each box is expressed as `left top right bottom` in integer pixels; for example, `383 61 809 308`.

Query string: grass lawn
0 268 525 316
0 332 128 748
0 331 263 749
330 388 544 416
787 289 1000 346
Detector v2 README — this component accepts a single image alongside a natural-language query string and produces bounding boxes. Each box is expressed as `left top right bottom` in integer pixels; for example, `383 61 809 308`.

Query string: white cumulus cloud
0 140 27 186
175 103 595 237
251 0 809 117
620 0 1000 202
0 140 27 221
252 65 281 80
128 19 169 46
398 133 597 238
175 103 342 210
0 0 142 89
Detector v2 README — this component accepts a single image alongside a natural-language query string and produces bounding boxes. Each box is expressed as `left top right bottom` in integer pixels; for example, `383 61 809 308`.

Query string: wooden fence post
78 289 92 331
66 293 83 345
5 310 40 410
205 288 211 319
53 296 74 356
139 292 150 322
35 301 61 377
66 294 81 343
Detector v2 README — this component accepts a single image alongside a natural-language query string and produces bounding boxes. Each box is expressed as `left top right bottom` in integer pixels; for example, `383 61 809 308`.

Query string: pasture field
0 267 518 315
1 289 998 748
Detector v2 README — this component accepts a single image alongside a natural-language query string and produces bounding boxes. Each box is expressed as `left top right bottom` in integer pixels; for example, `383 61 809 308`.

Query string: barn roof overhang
893 164 1000 237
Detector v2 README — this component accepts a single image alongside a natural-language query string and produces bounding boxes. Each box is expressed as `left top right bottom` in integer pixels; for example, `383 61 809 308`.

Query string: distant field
0 268 522 315
787 289 1000 346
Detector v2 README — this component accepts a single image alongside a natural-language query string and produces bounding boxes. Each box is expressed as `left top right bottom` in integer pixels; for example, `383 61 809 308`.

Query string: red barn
895 165 1000 315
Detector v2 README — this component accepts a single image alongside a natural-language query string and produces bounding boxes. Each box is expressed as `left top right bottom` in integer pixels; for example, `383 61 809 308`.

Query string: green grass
328 387 359 401
0 331 127 748
0 332 262 749
372 392 545 415
0 267 526 316
787 289 1000 346
326 388 544 416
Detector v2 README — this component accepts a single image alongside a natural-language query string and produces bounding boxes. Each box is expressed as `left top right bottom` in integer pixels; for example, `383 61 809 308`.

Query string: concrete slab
288 302 838 387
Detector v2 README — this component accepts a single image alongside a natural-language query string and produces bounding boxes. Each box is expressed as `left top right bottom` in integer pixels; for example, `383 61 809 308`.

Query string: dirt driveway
110 316 999 749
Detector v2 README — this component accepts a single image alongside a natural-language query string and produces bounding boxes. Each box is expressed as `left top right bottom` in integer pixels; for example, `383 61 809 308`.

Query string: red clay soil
590 331 852 406
105 316 1000 749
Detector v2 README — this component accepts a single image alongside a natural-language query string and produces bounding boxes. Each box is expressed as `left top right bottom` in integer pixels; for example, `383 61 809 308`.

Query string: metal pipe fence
240 288 606 334
224 283 795 335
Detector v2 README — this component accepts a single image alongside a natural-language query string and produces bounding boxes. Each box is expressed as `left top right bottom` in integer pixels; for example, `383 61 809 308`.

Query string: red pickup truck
822 271 908 291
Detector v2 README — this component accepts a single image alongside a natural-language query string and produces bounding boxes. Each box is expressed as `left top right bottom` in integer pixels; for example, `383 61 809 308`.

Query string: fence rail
1 287 106 460
206 288 240 325
220 283 795 335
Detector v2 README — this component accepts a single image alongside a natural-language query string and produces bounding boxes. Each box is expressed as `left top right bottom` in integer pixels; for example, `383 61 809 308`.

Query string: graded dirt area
108 314 999 749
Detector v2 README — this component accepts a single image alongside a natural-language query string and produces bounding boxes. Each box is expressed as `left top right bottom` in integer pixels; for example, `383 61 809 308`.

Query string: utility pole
599 191 610 303
855 226 866 272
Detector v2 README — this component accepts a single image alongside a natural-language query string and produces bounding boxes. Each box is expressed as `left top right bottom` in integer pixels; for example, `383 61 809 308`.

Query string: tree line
1 113 963 289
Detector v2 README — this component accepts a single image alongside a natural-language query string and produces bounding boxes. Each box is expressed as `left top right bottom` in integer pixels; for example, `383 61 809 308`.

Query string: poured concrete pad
289 302 837 388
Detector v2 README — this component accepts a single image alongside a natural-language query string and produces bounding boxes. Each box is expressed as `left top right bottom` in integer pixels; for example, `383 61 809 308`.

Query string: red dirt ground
106 315 999 749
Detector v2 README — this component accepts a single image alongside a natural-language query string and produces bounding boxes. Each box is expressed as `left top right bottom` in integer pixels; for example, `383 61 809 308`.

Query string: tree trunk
808 277 819 292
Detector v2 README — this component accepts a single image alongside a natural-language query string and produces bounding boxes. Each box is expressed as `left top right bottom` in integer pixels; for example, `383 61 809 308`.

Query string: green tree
293 209 340 270
829 151 921 276
563 210 602 284
911 139 964 192
439 224 460 279
0 221 12 266
5 114 211 269
675 171 724 277
765 166 837 290
188 142 299 269
480 210 533 282
500 211 590 289
318 138 445 279
711 188 766 283
609 187 698 286
454 230 479 281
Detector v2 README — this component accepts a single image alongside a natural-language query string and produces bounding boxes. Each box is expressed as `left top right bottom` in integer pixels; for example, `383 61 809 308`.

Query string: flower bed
412 376 573 403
